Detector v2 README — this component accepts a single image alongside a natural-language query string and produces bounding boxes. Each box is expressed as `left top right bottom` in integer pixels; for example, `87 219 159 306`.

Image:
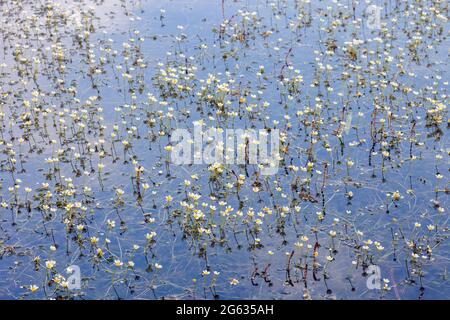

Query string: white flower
29 285 39 293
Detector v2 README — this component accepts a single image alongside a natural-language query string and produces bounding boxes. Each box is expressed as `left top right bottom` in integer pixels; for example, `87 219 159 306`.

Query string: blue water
0 0 448 299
